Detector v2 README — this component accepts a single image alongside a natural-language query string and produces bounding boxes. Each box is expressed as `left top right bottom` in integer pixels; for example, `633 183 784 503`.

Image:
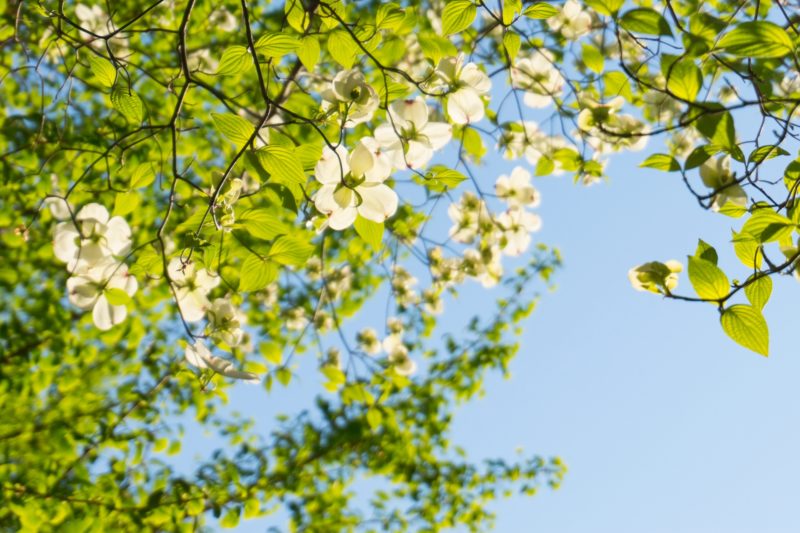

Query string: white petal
328 206 358 230
315 146 350 185
185 341 211 369
404 141 434 169
104 216 132 256
421 122 453 151
447 89 484 125
67 275 99 309
76 203 110 224
177 288 209 323
53 222 80 263
92 294 126 330
460 63 491 94
357 184 398 222
391 97 429 130
349 142 374 179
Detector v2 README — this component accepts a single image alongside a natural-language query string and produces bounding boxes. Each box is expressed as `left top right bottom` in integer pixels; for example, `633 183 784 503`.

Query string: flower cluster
53 203 137 331
356 319 417 376
577 95 649 153
510 51 564 109
628 260 683 294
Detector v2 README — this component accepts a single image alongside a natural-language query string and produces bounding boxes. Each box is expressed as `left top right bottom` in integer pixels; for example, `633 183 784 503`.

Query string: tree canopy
1 0 799 530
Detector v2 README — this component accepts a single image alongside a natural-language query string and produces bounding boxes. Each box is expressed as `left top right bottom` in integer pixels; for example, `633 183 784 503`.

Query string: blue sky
178 144 800 532
169 79 800 533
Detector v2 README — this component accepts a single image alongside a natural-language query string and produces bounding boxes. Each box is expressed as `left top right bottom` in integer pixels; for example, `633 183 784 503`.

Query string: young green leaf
104 288 132 306
211 112 255 148
237 207 290 241
720 304 769 356
744 275 772 311
297 36 320 72
87 54 117 88
687 256 729 301
110 87 144 123
640 153 680 172
239 254 278 292
695 239 718 265
523 2 560 18
216 45 251 76
718 21 793 58
442 0 477 36
666 60 702 101
354 216 384 250
254 33 300 57
327 30 359 68
268 235 314 267
619 8 673 36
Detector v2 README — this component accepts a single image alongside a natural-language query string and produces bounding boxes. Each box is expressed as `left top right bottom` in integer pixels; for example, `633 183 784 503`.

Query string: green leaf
129 162 156 189
87 54 116 88
366 408 383 430
256 146 306 193
442 0 477 36
619 8 673 37
696 111 736 151
522 2 559 19
376 3 406 30
220 507 241 528
430 165 468 189
685 144 721 170
297 36 320 72
268 235 314 267
502 0 522 25
216 45 251 76
354 216 384 250
237 207 290 240
731 229 762 269
687 256 729 301
666 59 702 101
104 288 131 306
718 21 793 58
211 112 254 148
113 191 140 216
720 304 769 356
748 145 789 165
695 239 718 265
110 87 144 123
321 365 346 384
186 499 204 517
581 44 604 74
285 0 310 33
503 31 521 62
745 275 772 311
239 254 278 292
640 153 680 172
741 210 795 243
275 367 292 386
583 0 624 16
327 30 359 68
254 33 300 57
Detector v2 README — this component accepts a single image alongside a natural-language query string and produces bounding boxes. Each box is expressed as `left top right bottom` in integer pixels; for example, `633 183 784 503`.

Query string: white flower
628 260 683 293
66 258 138 331
447 192 491 243
699 156 747 212
44 197 72 221
208 298 246 347
374 97 453 169
495 167 540 207
75 4 129 54
187 48 218 72
286 307 309 331
313 144 399 230
167 258 220 322
462 247 503 287
577 95 648 153
510 51 564 108
53 203 132 271
497 207 542 256
357 328 382 355
323 70 380 127
209 8 238 32
548 0 592 40
433 55 492 124
185 340 260 383
382 334 417 376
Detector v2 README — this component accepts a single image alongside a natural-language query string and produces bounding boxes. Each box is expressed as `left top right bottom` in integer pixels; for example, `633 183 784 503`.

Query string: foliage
1 0 799 530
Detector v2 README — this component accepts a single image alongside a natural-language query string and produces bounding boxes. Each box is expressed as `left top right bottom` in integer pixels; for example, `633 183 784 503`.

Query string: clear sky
169 96 800 533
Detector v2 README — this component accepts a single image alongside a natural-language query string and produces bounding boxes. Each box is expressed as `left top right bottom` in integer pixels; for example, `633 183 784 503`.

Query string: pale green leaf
745 275 772 311
687 256 729 301
718 21 793 58
211 112 255 148
720 304 769 356
216 45 251 76
442 0 477 36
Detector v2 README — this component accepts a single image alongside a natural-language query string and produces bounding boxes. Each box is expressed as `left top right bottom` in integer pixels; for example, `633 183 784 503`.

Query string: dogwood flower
167 258 220 322
497 207 542 256
510 51 564 108
548 0 592 40
374 97 453 169
185 340 260 383
383 334 417 376
53 203 132 271
433 55 492 124
313 144 398 230
699 156 747 212
628 260 683 293
322 70 380 127
357 328 382 355
207 298 246 347
66 258 138 331
577 95 648 153
495 167 540 207
447 192 492 243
